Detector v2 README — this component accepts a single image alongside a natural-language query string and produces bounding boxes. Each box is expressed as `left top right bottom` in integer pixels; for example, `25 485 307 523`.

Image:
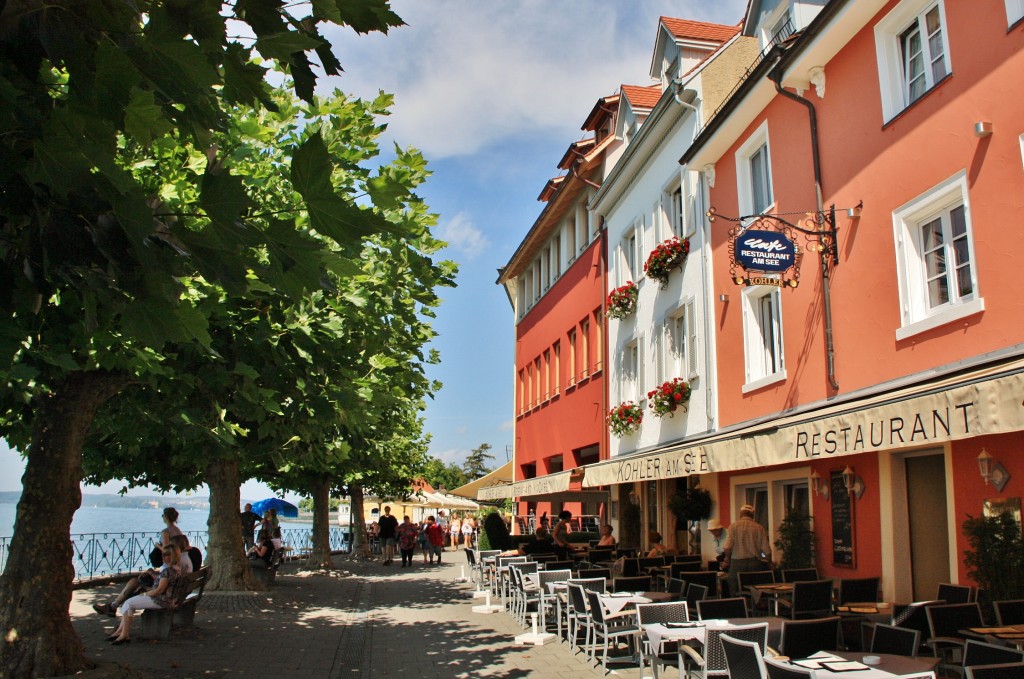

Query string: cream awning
450 461 514 500
584 356 1024 487
476 469 570 502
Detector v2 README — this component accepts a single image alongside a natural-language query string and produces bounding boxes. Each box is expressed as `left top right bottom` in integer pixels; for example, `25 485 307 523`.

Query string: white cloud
324 0 747 159
437 212 488 259
432 448 469 465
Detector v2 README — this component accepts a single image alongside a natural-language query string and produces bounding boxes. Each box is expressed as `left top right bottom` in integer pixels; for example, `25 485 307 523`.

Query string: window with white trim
566 217 577 264
665 300 699 381
621 221 643 285
1008 0 1024 26
892 171 983 340
874 0 951 122
576 205 588 254
663 182 684 239
742 284 785 390
552 235 561 279
735 121 774 218
620 335 644 404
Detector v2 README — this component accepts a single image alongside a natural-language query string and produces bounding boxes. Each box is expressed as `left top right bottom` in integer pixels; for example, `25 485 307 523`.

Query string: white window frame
664 299 699 382
1008 0 1024 26
662 173 685 239
874 0 952 123
892 170 983 341
621 220 644 285
565 217 577 265
576 204 588 254
741 284 786 392
620 335 644 405
760 2 791 51
735 121 774 219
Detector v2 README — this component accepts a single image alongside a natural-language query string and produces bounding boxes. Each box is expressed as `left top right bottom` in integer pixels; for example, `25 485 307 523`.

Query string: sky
0 0 747 501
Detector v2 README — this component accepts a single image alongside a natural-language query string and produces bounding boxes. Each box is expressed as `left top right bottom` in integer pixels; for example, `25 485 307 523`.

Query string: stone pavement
70 552 639 678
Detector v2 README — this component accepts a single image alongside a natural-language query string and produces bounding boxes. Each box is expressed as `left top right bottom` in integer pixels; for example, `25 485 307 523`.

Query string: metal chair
636 601 690 679
612 575 651 593
779 579 834 619
584 588 640 671
782 568 819 583
937 582 974 604
666 577 687 599
639 556 667 571
721 633 768 678
764 656 816 678
670 561 702 577
587 548 614 563
621 558 641 577
578 568 611 580
679 622 768 678
925 602 984 674
963 639 1024 670
698 597 748 620
546 560 574 571
891 599 944 654
738 570 777 613
537 569 572 632
780 616 841 660
565 582 596 653
686 583 710 610
870 623 921 656
838 576 880 604
509 563 540 626
685 571 721 598
965 662 1024 678
995 600 1024 626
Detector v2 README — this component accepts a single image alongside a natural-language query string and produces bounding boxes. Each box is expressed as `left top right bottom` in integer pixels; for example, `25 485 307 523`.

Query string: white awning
450 461 514 500
584 356 1024 487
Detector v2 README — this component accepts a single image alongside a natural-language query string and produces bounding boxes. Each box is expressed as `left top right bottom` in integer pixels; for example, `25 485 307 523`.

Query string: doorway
906 453 950 601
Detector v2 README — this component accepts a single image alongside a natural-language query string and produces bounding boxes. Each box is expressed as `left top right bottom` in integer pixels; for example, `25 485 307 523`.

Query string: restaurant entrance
905 452 950 601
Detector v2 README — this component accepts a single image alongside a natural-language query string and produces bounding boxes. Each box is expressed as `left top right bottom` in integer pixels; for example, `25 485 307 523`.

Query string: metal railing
0 527 350 582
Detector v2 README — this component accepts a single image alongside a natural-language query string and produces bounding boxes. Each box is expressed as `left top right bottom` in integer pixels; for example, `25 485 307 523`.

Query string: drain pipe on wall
769 68 840 393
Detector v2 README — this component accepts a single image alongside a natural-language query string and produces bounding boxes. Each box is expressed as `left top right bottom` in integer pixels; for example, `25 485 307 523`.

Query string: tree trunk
0 370 128 678
348 484 371 559
309 477 333 569
205 458 262 591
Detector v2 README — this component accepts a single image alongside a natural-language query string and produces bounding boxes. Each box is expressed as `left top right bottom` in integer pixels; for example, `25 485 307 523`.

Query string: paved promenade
70 553 623 678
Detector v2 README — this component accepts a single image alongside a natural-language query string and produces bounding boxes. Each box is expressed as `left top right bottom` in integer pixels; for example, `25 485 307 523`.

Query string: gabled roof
581 94 619 131
621 84 663 111
557 138 596 171
660 16 741 43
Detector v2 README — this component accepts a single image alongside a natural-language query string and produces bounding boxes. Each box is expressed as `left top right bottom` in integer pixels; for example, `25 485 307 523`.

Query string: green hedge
479 510 510 551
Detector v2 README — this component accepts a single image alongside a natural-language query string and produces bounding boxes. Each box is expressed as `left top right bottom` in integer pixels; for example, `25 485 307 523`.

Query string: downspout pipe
769 69 840 392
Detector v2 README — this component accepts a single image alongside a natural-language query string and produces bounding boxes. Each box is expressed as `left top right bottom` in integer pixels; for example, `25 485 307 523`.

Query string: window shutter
636 334 645 402
654 324 665 385
685 300 699 379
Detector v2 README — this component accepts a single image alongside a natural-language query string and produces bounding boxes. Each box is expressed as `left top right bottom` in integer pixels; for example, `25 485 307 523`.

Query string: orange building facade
679 0 1024 600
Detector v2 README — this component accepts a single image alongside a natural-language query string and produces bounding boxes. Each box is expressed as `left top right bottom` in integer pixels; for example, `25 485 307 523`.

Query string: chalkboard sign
830 470 856 567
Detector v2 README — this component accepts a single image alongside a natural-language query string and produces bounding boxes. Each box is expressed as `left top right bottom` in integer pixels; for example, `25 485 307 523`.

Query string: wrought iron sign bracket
707 203 859 288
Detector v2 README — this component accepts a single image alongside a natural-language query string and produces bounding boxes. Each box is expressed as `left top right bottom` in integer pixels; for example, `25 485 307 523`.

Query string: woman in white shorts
461 516 474 548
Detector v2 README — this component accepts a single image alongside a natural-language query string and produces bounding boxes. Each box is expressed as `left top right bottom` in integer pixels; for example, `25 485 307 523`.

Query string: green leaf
201 170 249 226
222 44 277 110
254 31 326 62
368 354 398 370
124 88 173 145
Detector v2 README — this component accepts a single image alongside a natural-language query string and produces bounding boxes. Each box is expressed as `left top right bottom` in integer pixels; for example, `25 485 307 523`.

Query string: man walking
722 504 772 595
377 505 399 566
240 503 261 552
424 515 446 565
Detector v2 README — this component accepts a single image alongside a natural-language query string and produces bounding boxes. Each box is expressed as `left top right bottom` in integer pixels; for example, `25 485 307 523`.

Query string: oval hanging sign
734 229 797 273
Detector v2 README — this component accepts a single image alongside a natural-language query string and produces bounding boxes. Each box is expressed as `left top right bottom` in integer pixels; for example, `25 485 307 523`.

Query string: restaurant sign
729 220 803 288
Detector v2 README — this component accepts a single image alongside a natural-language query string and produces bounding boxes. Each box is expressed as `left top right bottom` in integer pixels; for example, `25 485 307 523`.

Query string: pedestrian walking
396 515 419 567
240 503 261 552
722 504 772 595
377 506 399 566
424 515 446 564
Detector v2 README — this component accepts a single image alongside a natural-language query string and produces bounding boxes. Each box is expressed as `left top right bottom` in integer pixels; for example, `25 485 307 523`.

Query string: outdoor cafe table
837 602 895 625
643 617 784 655
961 624 1024 648
749 583 794 615
784 651 938 678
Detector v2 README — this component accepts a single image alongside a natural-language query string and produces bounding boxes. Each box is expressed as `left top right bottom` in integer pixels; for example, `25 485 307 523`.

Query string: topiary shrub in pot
774 509 815 570
479 510 511 551
963 512 1024 602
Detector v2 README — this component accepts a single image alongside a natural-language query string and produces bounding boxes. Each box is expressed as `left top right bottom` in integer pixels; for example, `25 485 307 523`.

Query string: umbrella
250 497 299 518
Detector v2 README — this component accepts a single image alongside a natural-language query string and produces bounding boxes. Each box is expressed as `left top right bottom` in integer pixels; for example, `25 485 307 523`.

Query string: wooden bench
251 548 284 586
139 566 210 641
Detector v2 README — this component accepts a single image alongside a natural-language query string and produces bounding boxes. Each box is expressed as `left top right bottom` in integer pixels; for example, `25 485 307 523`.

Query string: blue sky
0 1 746 499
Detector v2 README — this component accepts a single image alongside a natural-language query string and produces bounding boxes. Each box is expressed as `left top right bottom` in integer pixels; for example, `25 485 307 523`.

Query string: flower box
606 281 639 320
644 237 690 288
608 401 643 437
647 378 691 417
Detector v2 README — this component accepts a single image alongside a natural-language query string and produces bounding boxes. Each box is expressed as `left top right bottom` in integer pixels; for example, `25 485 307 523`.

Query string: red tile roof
660 16 739 43
621 84 662 110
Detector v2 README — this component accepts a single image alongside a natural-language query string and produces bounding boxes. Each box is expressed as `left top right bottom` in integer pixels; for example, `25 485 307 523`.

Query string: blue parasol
250 497 299 518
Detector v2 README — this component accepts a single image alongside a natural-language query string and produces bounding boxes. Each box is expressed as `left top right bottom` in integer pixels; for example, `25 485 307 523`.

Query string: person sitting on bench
247 529 276 568
106 544 187 646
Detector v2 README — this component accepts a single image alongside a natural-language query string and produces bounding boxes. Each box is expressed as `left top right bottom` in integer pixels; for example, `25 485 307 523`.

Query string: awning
584 356 1024 487
477 469 610 505
450 461 514 500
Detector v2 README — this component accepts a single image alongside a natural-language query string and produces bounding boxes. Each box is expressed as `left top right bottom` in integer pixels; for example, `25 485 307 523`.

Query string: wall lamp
977 448 1011 491
810 470 829 501
842 466 865 500
974 121 993 138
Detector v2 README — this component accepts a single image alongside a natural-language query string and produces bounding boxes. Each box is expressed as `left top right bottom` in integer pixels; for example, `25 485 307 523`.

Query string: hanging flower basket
647 377 691 417
644 237 690 288
608 401 643 437
606 281 639 320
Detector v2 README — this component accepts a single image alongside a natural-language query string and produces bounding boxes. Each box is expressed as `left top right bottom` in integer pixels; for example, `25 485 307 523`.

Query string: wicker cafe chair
721 633 769 679
764 656 815 679
585 588 641 671
698 597 749 620
870 623 921 657
965 662 1024 679
925 602 984 673
565 581 602 654
680 622 769 678
962 639 1024 670
782 568 819 583
995 600 1024 626
937 583 974 604
536 569 572 631
636 601 691 679
779 616 841 660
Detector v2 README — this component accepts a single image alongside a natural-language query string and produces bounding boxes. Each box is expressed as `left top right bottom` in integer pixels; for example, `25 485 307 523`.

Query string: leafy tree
0 2 406 676
463 443 495 480
422 457 470 493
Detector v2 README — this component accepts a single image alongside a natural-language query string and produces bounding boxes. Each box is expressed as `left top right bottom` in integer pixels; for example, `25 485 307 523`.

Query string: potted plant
606 281 639 320
647 378 691 417
963 512 1024 602
607 401 643 437
774 509 816 570
668 486 713 524
644 236 690 288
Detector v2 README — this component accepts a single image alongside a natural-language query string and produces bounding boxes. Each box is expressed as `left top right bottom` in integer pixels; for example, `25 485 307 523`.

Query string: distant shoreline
0 490 222 511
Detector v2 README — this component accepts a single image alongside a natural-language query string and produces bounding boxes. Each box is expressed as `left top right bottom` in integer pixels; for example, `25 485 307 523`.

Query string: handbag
149 546 163 569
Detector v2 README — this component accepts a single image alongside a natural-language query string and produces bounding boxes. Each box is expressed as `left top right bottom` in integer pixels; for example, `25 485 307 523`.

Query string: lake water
0 503 310 540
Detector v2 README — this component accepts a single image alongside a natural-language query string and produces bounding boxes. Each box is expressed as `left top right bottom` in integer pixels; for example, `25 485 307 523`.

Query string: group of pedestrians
372 506 474 568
